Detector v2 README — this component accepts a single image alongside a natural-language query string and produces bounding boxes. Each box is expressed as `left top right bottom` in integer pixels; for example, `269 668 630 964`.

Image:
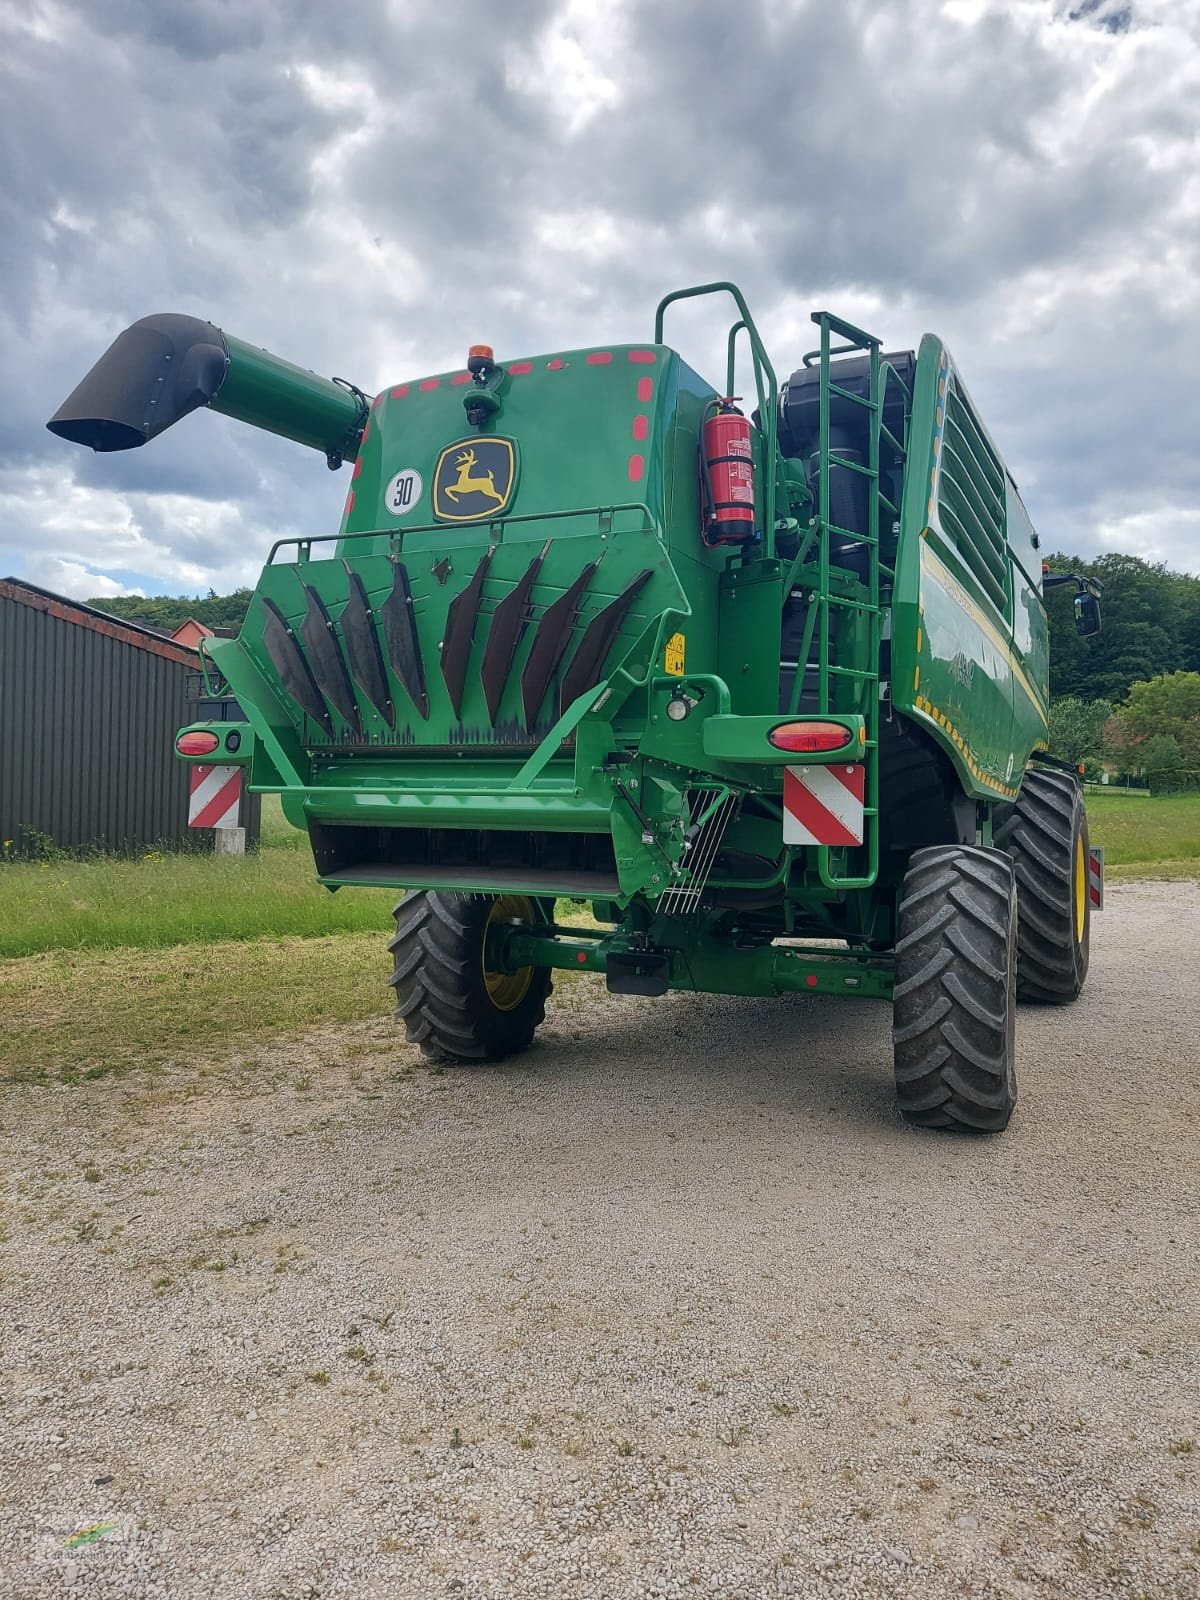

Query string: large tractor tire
993 767 1090 1004
892 845 1018 1134
388 891 552 1062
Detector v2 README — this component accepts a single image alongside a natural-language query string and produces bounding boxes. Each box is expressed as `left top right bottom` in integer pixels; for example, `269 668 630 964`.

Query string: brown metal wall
1 592 217 852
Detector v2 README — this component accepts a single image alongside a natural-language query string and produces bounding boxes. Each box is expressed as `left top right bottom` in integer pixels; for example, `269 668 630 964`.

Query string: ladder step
879 423 906 458
822 524 878 546
825 455 878 481
827 382 879 411
828 664 877 680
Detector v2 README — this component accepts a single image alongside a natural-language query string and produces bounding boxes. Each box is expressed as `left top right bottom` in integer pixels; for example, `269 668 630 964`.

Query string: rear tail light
176 730 220 756
768 721 853 754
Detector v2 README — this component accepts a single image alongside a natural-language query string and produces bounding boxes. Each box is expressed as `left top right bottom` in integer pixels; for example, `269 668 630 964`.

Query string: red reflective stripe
628 454 645 482
451 372 472 386
783 764 865 847
636 377 653 402
189 768 242 829
508 361 533 375
352 457 363 480
632 415 648 441
586 352 612 365
419 378 440 391
390 385 410 398
547 358 564 370
628 350 656 364
343 490 355 518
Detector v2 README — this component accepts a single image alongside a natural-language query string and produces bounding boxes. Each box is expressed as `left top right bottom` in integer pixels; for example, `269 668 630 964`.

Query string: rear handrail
196 635 231 699
266 501 659 565
654 282 778 558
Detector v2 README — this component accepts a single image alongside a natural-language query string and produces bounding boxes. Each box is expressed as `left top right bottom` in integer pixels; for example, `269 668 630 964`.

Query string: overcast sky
1 0 1197 599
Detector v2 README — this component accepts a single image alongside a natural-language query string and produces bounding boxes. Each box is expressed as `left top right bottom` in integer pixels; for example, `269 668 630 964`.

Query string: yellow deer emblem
444 447 506 506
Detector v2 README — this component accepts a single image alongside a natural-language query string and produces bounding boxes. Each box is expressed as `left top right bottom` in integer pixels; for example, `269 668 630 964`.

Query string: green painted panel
892 336 1049 800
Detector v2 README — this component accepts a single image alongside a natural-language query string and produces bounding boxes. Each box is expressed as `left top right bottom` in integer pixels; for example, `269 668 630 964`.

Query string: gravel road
2 879 1198 1599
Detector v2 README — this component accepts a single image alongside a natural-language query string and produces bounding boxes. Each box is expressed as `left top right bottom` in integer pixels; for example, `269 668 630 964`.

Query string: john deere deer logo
433 436 517 522
445 448 505 506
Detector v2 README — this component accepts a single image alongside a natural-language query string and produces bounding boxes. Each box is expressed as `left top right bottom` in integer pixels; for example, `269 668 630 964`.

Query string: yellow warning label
664 632 686 676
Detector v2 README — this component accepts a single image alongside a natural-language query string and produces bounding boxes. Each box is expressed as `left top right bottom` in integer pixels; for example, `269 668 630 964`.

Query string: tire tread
892 845 1017 1134
387 890 552 1063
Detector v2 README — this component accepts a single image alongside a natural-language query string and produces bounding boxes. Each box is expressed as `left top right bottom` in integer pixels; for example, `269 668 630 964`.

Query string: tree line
1041 554 1200 789
88 553 1200 785
89 553 1200 707
89 588 254 634
1043 553 1200 703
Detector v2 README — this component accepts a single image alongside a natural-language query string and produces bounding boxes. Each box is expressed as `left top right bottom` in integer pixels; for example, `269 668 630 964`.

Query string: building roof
0 577 201 668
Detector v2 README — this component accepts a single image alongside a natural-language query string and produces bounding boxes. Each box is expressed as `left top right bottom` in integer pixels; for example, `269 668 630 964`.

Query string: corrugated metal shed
0 578 255 853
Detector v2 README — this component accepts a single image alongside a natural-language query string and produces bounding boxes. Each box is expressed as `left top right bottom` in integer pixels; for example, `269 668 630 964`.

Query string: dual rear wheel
388 891 552 1062
388 770 1090 1135
891 769 1092 1134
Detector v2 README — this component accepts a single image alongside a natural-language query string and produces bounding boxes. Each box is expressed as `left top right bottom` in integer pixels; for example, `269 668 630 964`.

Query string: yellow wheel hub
483 895 537 1012
1073 834 1086 944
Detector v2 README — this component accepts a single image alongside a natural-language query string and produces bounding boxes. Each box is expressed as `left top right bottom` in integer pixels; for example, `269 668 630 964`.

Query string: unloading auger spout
46 313 369 468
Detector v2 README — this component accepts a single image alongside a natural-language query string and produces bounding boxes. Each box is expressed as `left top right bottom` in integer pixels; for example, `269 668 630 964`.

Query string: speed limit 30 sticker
384 468 423 516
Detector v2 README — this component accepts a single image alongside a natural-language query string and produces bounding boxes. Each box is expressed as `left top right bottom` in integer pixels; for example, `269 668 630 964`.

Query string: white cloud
22 558 133 600
2 0 1199 598
506 0 630 136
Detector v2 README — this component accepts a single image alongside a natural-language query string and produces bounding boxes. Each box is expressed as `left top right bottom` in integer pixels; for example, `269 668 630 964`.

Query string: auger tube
46 313 369 466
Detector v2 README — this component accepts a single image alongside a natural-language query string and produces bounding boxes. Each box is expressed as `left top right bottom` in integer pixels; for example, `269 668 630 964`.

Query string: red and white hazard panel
188 764 243 830
783 763 866 847
1088 845 1104 911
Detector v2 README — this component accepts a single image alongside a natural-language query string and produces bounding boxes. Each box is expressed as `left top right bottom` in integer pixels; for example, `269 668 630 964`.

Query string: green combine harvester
49 283 1103 1133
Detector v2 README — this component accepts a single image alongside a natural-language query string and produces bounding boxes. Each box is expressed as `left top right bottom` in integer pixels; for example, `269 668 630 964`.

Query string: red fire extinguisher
700 398 756 545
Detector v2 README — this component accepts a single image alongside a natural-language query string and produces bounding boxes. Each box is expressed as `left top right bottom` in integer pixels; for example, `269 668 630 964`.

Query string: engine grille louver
260 596 333 736
558 567 653 714
340 565 395 729
300 584 361 735
380 559 429 719
520 562 599 727
480 543 548 725
440 547 494 719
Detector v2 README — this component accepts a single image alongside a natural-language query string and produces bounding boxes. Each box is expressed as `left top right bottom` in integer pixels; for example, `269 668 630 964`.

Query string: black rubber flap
441 548 494 719
47 314 228 452
380 560 429 719
480 543 547 724
300 585 361 734
340 567 395 729
260 597 333 736
558 568 653 715
520 562 598 727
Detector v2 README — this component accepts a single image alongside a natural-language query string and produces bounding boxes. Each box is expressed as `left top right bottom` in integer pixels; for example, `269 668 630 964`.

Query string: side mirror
1074 592 1102 637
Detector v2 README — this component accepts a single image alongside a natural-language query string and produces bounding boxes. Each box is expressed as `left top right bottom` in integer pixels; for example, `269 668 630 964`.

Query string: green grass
1082 789 1200 868
0 798 394 958
1 788 1195 1086
258 793 307 850
0 934 389 1084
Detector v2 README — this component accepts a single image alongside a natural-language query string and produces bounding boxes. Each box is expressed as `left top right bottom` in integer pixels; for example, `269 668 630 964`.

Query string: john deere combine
49 283 1103 1132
